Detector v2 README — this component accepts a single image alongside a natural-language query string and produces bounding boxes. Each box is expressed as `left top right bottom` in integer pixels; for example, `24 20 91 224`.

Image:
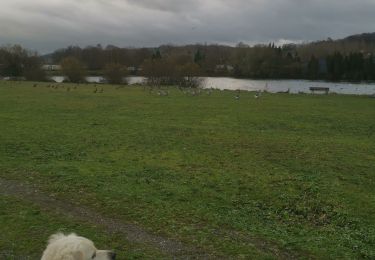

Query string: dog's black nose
108 251 116 260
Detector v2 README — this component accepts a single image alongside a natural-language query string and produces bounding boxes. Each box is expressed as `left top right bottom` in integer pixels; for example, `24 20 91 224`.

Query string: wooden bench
309 87 329 94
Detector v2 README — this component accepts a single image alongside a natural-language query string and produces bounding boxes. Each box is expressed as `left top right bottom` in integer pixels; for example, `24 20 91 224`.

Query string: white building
42 64 62 71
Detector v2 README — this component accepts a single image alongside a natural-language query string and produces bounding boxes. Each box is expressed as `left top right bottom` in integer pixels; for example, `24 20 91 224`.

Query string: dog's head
43 233 116 260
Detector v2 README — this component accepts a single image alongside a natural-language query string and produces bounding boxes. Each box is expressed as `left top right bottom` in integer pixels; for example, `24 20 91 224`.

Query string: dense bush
23 56 47 81
60 57 86 83
142 56 202 88
103 63 128 84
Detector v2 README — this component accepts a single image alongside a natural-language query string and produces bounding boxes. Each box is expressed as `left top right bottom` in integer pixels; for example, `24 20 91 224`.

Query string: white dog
41 233 116 260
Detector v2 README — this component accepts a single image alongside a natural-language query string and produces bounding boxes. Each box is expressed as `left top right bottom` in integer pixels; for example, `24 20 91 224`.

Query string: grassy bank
0 81 374 258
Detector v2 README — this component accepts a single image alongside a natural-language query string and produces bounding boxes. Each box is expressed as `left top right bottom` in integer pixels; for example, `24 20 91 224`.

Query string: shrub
23 56 46 81
60 57 86 83
103 63 127 84
142 58 202 88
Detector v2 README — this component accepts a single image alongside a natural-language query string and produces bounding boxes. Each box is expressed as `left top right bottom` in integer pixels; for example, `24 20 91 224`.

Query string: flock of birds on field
41 82 266 99
143 85 264 99
29 82 106 93
1 81 271 100
36 83 80 91
145 85 214 97
3 80 375 98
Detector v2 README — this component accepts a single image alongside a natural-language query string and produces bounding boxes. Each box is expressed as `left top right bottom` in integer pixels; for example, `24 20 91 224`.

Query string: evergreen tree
152 49 162 60
363 54 375 80
194 50 205 65
307 55 319 79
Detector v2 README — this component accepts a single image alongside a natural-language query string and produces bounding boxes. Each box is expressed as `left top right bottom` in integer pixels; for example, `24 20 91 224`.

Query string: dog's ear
72 251 84 260
48 233 65 244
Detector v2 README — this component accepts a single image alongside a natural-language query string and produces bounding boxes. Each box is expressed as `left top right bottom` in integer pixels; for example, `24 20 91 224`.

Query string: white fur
41 233 115 260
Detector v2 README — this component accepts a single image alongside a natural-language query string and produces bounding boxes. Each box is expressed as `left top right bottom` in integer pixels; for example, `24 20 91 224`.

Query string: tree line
0 45 46 81
50 42 375 82
1 33 375 83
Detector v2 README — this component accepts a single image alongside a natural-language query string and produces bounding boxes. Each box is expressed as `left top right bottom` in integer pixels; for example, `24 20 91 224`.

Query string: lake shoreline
2 76 375 95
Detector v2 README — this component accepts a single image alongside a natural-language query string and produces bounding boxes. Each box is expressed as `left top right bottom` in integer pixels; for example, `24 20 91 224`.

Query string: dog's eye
91 252 96 259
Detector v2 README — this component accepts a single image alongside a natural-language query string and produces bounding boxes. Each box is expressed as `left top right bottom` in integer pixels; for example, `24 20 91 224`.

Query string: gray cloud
0 0 374 53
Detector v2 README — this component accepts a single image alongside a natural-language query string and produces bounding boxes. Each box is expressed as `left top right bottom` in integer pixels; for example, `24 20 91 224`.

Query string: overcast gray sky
0 0 374 53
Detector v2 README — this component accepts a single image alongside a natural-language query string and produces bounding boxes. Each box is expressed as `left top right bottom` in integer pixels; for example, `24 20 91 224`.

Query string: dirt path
0 178 215 259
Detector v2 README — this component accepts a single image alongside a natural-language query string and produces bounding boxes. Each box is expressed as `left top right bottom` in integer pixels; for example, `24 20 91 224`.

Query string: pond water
51 76 145 85
50 76 375 95
203 77 375 95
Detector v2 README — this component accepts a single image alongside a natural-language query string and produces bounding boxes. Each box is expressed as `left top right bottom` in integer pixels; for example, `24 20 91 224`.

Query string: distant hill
41 53 54 63
342 32 375 43
296 32 375 60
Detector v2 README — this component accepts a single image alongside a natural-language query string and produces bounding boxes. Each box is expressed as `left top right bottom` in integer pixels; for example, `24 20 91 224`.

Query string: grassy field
0 195 164 259
0 81 374 259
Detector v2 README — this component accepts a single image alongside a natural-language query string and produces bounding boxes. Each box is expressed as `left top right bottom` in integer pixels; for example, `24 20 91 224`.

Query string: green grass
0 195 164 259
1 81 375 258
